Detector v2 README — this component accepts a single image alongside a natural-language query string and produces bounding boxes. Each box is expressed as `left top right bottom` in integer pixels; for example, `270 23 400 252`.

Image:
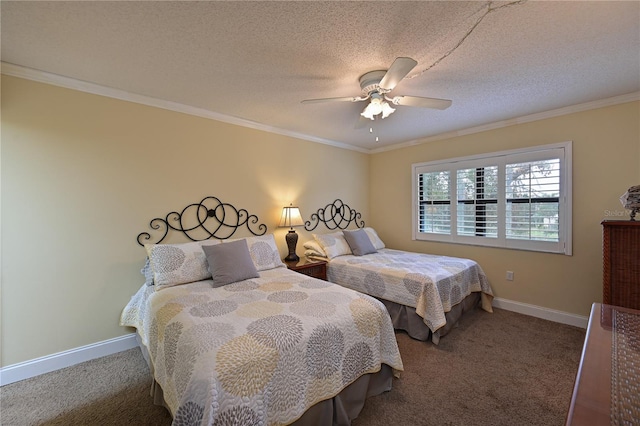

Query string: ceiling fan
301 57 452 121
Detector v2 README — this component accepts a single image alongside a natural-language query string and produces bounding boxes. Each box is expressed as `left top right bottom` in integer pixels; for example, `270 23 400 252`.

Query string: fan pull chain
369 126 380 143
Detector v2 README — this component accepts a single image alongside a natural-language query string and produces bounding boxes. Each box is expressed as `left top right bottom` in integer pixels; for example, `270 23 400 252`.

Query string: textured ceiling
2 1 639 152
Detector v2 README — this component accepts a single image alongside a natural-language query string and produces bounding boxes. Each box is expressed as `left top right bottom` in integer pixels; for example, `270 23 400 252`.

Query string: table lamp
279 204 304 262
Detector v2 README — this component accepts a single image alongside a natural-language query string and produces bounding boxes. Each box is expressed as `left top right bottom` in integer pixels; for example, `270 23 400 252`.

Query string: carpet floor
0 307 586 425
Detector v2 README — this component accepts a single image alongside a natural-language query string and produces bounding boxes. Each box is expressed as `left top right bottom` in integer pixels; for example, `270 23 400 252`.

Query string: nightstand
285 259 327 281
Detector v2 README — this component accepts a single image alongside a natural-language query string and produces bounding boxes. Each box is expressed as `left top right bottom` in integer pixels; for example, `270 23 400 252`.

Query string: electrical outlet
506 271 514 281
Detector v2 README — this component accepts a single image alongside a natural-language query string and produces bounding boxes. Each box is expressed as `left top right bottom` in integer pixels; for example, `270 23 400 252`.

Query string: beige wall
1 76 369 366
370 101 640 317
2 74 638 367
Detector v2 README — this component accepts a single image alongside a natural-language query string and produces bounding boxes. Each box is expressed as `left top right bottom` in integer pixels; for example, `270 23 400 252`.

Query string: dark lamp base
284 229 299 262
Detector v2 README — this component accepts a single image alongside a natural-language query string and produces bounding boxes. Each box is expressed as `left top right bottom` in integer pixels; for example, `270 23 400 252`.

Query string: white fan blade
378 57 418 91
391 95 452 110
301 96 367 104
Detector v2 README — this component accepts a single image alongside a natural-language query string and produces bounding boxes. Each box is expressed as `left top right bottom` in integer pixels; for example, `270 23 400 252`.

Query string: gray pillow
202 239 260 287
342 229 377 256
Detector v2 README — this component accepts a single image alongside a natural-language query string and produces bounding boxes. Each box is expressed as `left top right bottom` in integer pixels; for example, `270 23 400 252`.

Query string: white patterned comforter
324 249 494 333
120 267 403 426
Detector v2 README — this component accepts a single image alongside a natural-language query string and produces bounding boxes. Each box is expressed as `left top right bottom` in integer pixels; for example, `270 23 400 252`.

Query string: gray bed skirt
379 292 481 344
135 334 394 426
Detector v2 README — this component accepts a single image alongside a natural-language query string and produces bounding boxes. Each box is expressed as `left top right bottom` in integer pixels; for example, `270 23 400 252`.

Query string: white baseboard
0 333 138 386
0 299 587 387
492 297 589 329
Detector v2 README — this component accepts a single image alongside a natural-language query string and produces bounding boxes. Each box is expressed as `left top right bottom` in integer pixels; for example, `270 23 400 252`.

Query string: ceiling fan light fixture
381 101 396 119
361 93 396 120
361 95 382 120
360 107 375 120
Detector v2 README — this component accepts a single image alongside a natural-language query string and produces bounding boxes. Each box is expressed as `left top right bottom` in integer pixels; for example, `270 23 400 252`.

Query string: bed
120 196 403 426
302 199 494 344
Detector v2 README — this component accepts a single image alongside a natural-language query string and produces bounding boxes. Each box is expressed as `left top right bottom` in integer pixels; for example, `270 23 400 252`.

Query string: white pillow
313 231 352 259
303 240 327 257
226 234 285 271
305 251 329 263
141 257 154 286
364 227 386 250
145 240 221 290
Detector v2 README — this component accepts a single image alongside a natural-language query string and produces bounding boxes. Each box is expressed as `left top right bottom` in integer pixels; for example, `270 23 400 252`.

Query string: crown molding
1 62 369 154
3 62 637 155
370 91 640 154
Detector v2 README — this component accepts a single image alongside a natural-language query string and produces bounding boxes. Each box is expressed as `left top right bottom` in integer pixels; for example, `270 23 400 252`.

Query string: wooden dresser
566 303 639 425
601 220 640 310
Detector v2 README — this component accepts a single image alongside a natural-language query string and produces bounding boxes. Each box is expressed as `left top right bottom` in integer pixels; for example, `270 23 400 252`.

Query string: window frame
411 141 572 255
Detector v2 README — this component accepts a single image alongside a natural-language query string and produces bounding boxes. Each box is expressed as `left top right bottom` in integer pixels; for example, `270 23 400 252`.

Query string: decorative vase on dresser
601 220 640 310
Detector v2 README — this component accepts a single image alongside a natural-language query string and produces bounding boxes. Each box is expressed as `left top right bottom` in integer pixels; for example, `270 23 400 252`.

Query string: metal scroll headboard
304 199 365 231
137 195 267 246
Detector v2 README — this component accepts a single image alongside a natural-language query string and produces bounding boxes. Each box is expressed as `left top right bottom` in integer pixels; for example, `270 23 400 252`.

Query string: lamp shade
279 205 303 229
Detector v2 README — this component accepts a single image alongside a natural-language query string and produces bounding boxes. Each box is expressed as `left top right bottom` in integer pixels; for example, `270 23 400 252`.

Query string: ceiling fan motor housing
359 70 388 96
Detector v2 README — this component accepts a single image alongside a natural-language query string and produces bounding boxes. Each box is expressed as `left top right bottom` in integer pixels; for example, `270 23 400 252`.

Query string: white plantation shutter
506 159 560 242
418 170 451 235
456 166 498 238
412 142 572 254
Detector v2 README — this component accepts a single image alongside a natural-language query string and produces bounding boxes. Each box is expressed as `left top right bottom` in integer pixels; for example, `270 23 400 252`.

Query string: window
457 166 498 238
412 142 572 254
418 170 450 234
